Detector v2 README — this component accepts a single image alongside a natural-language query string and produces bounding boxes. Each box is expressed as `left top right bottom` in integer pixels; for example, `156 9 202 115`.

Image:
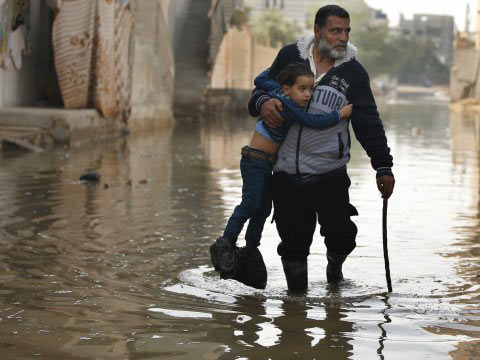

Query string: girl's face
282 75 314 108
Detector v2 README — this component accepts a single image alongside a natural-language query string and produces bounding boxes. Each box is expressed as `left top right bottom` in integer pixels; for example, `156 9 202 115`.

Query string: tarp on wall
52 0 132 120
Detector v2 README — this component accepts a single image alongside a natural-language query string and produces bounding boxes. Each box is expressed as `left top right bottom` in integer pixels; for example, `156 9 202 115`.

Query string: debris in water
79 171 100 183
1 137 44 153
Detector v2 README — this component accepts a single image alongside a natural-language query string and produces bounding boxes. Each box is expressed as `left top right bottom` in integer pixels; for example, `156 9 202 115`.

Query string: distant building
398 14 454 67
371 9 388 27
244 1 388 31
243 0 317 28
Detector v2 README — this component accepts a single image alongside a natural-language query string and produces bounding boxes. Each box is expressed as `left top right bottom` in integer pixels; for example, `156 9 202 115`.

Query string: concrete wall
169 0 243 117
0 0 249 131
450 46 479 101
206 26 280 115
0 0 176 129
209 26 280 90
0 0 53 107
128 0 175 129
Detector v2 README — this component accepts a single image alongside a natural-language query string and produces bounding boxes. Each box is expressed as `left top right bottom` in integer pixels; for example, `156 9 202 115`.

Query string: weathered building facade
0 0 265 150
244 0 314 27
0 0 176 125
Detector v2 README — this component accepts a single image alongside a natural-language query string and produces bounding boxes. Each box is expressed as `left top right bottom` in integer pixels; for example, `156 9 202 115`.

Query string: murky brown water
0 99 479 359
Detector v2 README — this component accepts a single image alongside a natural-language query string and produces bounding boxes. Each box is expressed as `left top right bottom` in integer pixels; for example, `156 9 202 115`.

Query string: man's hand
260 98 284 128
376 175 395 199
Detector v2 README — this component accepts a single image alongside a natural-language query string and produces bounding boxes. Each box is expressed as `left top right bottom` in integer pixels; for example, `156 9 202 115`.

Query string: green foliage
252 9 302 48
391 37 450 85
353 23 402 79
230 7 250 29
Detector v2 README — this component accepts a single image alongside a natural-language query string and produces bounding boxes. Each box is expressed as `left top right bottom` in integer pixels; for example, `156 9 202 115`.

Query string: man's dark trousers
272 170 358 260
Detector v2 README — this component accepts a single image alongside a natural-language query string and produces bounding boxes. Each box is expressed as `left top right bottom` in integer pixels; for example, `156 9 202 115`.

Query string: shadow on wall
170 0 211 118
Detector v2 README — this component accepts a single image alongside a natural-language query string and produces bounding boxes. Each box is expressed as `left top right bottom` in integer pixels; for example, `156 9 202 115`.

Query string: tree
393 37 450 85
230 6 250 29
252 9 302 48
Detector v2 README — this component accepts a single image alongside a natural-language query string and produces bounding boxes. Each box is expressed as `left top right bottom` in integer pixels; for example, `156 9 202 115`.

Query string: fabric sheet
45 0 62 10
52 0 133 119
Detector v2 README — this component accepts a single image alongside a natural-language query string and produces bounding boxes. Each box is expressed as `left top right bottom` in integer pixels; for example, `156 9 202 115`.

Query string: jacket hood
296 34 358 67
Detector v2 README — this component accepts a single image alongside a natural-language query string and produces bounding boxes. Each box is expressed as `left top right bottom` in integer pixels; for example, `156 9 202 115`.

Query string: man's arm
248 46 295 124
248 88 272 117
248 68 281 118
254 69 281 92
350 75 394 198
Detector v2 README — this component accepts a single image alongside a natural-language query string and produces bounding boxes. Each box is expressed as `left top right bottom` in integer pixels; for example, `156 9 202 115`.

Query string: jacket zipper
338 133 344 159
294 66 339 176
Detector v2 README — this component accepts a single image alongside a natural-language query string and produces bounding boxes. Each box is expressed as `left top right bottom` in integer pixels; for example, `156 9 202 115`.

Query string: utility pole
476 0 480 49
465 3 470 32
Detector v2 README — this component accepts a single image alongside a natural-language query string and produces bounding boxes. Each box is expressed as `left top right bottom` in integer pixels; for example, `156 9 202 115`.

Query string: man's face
314 16 351 59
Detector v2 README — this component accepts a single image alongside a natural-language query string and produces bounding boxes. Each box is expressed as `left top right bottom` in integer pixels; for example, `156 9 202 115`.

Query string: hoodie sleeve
248 45 295 116
349 73 393 176
248 69 278 117
270 90 340 130
255 74 340 130
254 69 281 92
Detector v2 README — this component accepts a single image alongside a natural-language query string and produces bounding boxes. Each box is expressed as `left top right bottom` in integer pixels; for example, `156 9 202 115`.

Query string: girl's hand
339 104 353 120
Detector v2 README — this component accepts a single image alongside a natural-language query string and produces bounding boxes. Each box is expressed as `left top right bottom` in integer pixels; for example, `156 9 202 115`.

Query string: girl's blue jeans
223 151 273 248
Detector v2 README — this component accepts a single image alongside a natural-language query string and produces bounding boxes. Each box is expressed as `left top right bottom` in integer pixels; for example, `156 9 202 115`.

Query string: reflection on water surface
0 100 479 359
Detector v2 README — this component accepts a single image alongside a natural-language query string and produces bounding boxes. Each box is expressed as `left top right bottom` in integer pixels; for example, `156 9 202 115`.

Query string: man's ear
282 84 290 96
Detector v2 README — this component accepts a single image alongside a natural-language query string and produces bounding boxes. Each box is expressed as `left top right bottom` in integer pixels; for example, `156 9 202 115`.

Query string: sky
364 0 478 30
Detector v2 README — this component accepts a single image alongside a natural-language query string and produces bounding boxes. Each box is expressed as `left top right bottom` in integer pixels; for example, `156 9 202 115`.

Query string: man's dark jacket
248 35 393 178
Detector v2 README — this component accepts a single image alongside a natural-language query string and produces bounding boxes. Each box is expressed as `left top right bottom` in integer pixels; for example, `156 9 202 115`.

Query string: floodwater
0 99 479 359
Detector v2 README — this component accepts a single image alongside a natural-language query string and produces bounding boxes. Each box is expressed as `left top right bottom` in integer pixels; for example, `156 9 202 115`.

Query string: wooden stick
383 198 393 292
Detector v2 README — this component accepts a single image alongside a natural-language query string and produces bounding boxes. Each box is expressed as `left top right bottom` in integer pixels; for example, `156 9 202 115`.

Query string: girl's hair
277 63 314 86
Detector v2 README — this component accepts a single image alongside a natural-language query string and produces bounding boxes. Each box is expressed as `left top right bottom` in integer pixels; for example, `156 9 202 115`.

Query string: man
248 5 395 292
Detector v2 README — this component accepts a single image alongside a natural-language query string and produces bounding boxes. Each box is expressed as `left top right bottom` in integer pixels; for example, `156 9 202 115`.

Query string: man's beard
317 37 347 59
